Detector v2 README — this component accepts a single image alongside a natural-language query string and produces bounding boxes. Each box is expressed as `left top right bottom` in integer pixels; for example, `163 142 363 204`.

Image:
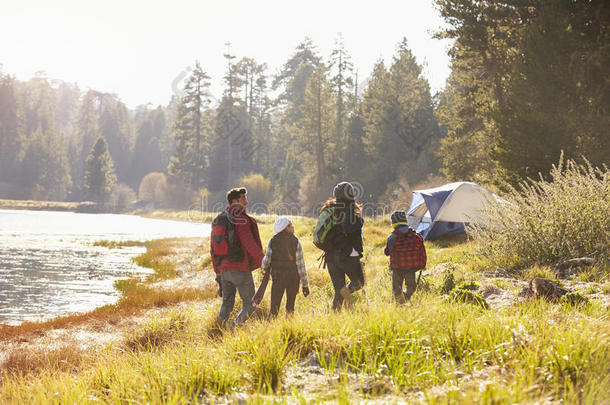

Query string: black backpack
210 211 244 266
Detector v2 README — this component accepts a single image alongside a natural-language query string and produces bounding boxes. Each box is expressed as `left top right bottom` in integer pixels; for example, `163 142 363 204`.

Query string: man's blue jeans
218 270 255 327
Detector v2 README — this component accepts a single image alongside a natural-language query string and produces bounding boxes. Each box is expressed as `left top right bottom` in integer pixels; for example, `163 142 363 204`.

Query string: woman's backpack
390 229 427 271
211 211 244 266
313 206 338 251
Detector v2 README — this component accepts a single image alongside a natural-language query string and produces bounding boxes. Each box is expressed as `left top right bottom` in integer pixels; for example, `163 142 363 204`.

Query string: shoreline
0 235 215 367
0 198 99 213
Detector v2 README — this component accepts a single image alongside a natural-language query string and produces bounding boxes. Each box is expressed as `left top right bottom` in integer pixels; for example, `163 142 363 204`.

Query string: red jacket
211 205 264 274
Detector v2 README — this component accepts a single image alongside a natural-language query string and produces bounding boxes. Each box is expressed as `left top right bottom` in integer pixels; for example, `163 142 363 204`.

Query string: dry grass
123 311 189 352
1 345 84 376
471 158 610 269
0 198 95 212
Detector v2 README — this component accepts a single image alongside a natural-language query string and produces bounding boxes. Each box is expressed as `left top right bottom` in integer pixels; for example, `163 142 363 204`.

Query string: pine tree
361 39 441 198
97 94 132 183
84 136 116 204
436 0 609 184
17 75 72 200
298 65 336 190
493 1 610 181
329 33 354 150
0 70 23 184
272 39 322 201
167 61 212 189
130 106 167 188
70 90 100 199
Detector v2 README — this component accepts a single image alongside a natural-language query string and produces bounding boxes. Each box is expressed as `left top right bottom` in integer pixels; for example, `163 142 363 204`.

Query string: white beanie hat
273 217 291 234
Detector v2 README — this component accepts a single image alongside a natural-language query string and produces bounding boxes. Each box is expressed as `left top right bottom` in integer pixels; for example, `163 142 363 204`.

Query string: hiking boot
340 286 354 308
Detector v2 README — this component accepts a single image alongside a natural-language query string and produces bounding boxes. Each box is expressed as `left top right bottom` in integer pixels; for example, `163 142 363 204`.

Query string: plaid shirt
384 226 426 271
261 239 309 288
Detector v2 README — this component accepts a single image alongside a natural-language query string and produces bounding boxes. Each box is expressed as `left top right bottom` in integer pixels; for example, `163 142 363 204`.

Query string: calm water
0 209 210 325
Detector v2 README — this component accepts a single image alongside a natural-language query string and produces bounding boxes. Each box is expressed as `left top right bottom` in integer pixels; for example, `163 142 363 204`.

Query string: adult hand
215 275 222 297
302 286 310 297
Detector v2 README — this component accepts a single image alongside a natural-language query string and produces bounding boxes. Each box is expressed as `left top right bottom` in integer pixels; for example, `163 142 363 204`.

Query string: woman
321 181 365 310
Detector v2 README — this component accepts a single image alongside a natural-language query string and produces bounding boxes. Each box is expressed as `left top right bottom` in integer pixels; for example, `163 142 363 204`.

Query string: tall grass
2 293 608 403
471 157 610 269
2 214 609 403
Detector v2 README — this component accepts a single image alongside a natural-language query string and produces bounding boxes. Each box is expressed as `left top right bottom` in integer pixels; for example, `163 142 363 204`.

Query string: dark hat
390 210 408 227
333 182 355 201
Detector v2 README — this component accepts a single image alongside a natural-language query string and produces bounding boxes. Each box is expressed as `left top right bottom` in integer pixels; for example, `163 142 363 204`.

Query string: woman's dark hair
227 187 247 204
321 197 362 216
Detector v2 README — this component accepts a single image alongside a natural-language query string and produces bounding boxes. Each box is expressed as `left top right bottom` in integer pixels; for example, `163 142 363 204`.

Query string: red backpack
390 229 427 271
210 211 243 267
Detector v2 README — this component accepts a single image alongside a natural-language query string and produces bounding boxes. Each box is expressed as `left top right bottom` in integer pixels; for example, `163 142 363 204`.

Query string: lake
0 209 210 325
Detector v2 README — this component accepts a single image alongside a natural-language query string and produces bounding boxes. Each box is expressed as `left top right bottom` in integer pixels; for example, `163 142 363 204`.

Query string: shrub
109 183 137 210
138 172 165 201
456 281 480 291
450 288 489 309
440 272 456 294
239 173 272 209
470 157 610 269
560 292 589 307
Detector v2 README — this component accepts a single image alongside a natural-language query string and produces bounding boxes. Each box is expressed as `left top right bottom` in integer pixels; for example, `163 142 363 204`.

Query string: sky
0 0 453 109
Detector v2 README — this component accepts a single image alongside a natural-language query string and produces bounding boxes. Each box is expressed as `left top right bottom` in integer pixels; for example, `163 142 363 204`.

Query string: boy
384 210 427 304
261 217 310 317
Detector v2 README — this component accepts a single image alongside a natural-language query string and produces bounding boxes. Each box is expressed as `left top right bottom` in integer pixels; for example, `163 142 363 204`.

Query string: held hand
302 286 310 297
215 275 222 298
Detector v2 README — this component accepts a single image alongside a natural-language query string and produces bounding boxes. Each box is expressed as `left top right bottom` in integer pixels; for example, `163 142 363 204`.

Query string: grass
131 237 203 281
0 198 95 212
470 157 610 270
1 214 609 403
93 239 147 248
1 345 84 376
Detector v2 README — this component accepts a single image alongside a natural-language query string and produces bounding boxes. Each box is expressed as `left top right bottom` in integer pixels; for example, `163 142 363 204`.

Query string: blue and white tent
407 182 496 240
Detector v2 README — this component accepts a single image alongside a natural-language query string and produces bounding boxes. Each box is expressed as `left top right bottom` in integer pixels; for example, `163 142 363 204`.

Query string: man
211 187 264 327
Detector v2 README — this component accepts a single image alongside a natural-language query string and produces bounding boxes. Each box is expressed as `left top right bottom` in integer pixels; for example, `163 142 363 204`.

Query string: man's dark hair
227 187 247 204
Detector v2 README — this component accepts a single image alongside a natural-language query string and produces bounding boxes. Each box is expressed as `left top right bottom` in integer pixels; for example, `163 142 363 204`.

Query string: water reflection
0 209 210 325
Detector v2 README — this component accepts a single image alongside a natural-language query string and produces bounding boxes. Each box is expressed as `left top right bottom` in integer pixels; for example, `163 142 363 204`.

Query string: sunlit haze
0 0 452 108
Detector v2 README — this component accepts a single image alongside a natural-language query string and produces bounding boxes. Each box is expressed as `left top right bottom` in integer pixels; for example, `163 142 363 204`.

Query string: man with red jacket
211 187 264 327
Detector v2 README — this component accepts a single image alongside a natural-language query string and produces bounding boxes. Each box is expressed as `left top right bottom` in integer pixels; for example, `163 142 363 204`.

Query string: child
261 217 310 317
384 210 427 304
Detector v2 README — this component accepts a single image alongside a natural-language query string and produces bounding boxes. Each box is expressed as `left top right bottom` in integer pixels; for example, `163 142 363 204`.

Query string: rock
517 286 533 298
553 257 597 279
483 268 511 278
361 380 393 395
511 324 531 348
231 393 248 405
530 277 569 300
479 284 501 298
305 351 321 368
